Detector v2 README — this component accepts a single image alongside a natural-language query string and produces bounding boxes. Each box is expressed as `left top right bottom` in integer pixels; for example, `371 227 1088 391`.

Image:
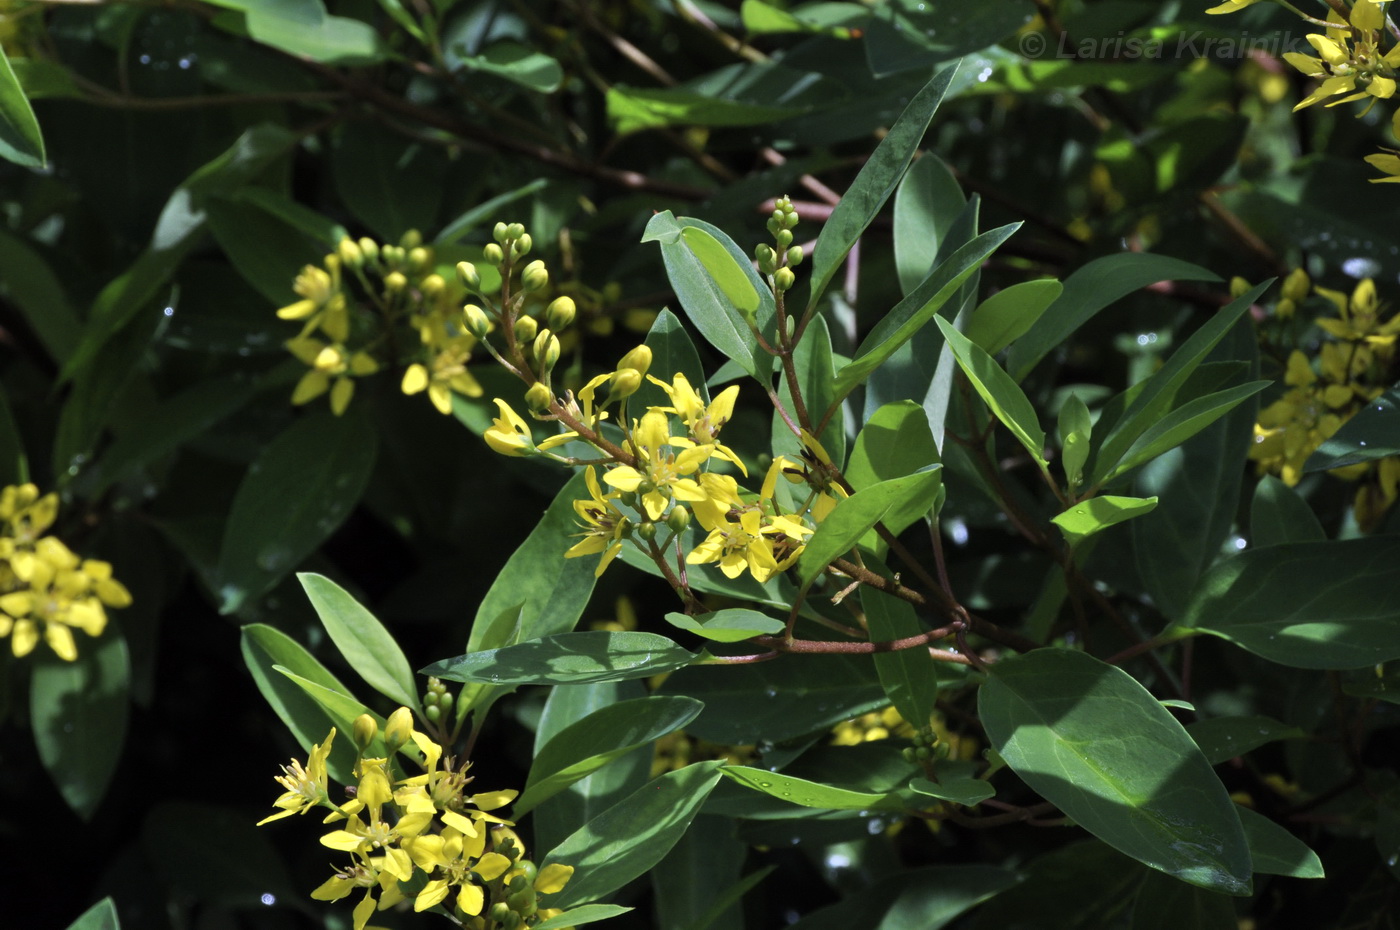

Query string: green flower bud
637 521 658 541
666 506 690 533
493 222 510 243
490 903 513 923
1282 268 1310 304
428 676 446 695
782 209 799 230
914 745 932 761
521 260 549 292
483 243 505 266
786 245 804 267
352 714 378 750
464 303 492 339
358 238 380 265
774 267 795 292
407 246 432 275
513 233 533 258
526 381 554 414
775 228 793 249
493 826 526 861
400 229 422 249
425 704 441 722
514 315 538 344
381 245 404 268
534 330 561 373
420 273 446 299
506 222 526 240
546 296 576 331
338 238 363 269
456 261 481 290
766 216 782 237
385 706 414 753
934 742 951 760
618 344 652 376
901 747 916 763
611 368 642 399
384 271 408 293
438 691 452 712
755 243 775 263
1229 276 1251 299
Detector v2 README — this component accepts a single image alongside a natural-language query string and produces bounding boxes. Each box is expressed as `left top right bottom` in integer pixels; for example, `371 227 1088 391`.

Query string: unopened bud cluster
756 195 802 294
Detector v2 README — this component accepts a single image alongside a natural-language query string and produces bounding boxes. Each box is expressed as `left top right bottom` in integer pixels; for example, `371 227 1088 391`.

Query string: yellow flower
484 398 534 455
1205 0 1263 13
1283 2 1400 111
565 467 630 576
647 373 746 474
258 729 336 824
286 337 379 416
687 503 812 583
604 411 714 520
278 261 350 342
401 337 485 415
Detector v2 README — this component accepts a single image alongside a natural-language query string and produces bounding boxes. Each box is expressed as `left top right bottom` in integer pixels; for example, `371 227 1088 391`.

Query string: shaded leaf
1249 476 1325 548
789 865 1021 930
457 41 562 92
1305 387 1400 471
1186 716 1304 765
1130 870 1236 930
1237 807 1324 879
936 317 1047 468
893 153 967 295
299 573 419 710
424 631 697 685
909 777 995 805
722 765 906 810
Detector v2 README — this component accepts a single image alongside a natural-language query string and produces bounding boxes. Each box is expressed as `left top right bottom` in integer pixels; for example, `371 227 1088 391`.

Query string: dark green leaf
846 401 941 497
966 280 1063 356
864 581 942 730
1177 539 1400 668
937 317 1047 468
893 153 967 295
1237 807 1324 878
205 195 324 304
542 761 726 907
332 121 447 239
0 228 80 363
797 468 942 586
515 695 704 816
1249 476 1325 547
631 309 708 414
654 817 762 930
970 840 1143 930
533 906 635 930
436 178 550 244
208 0 384 64
664 608 785 643
980 648 1251 895
774 313 841 463
808 64 959 310
65 898 119 930
299 573 419 709
723 765 906 810
141 801 295 907
1305 388 1400 471
1130 870 1236 930
1186 716 1304 765
909 777 995 805
457 41 562 92
0 46 44 167
1104 381 1269 483
790 865 1021 930
608 85 806 134
216 409 377 614
424 631 696 685
31 630 130 820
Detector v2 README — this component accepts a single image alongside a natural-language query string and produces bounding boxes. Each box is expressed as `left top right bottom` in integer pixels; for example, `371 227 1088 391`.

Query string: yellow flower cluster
277 231 484 416
0 484 130 661
260 709 573 930
1251 273 1400 528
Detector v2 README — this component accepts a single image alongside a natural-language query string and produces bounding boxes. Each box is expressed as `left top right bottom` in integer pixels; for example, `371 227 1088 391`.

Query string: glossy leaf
515 696 704 816
1237 807 1324 878
1305 387 1400 471
424 631 697 685
1052 495 1158 546
966 279 1063 356
980 648 1252 895
909 777 995 805
808 64 959 311
723 765 906 810
1177 539 1400 668
664 608 785 642
533 906 635 930
541 761 726 907
31 631 130 821
864 581 942 729
1186 716 1304 765
1103 381 1269 483
1130 870 1236 930
0 46 44 167
936 317 1047 469
299 573 419 710
1249 476 1325 548
66 898 119 930
797 468 943 586
1007 253 1221 380
790 865 1021 930
893 153 967 295
216 409 377 614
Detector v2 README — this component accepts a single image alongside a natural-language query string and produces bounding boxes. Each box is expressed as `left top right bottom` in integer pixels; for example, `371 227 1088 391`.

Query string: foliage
3 1 1400 928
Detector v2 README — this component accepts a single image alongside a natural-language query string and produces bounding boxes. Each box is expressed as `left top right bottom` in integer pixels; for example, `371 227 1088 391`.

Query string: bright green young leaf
424 631 697 685
864 580 942 730
0 46 44 168
206 0 384 64
1186 716 1304 765
1103 381 1269 484
1052 495 1158 546
1058 391 1093 490
1007 253 1221 380
515 696 704 816
722 765 906 810
66 897 119 930
31 631 130 821
664 608 785 642
1305 387 1400 471
797 467 943 586
608 86 806 134
216 409 377 614
542 761 726 908
1249 476 1325 547
789 865 1021 930
457 41 563 92
1237 808 1323 878
1130 870 1236 930
1177 538 1400 668
808 64 959 311
893 153 967 295
979 648 1252 895
681 226 760 315
298 573 419 710
741 0 865 33
909 777 995 805
936 317 1047 469
965 279 1063 356
532 905 635 930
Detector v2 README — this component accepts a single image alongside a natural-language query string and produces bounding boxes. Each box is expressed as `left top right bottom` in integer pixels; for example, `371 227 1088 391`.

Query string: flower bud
428 676 446 696
1229 276 1251 299
766 215 782 237
666 506 690 533
353 714 378 750
338 238 363 269
546 296 576 331
438 690 453 712
425 704 441 722
534 330 561 373
521 260 549 292
420 274 446 300
493 222 510 243
786 245 804 267
385 706 414 753
637 521 658 541
358 237 380 264
611 368 642 399
464 304 492 339
457 261 481 290
514 315 538 344
400 229 422 249
774 267 795 292
381 245 404 267
1282 268 1310 303
1276 298 1296 320
408 246 432 274
384 271 408 293
617 344 652 377
483 243 505 266
513 233 533 257
775 228 793 249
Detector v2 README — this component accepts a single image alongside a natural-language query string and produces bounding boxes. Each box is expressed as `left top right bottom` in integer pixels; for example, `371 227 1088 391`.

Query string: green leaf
608 85 806 134
969 840 1142 930
1186 716 1305 766
655 818 762 930
457 41 563 92
141 800 296 907
831 225 1020 406
979 648 1251 895
864 581 942 729
774 313 842 465
216 410 377 614
542 761 726 907
31 631 130 821
1130 870 1236 930
332 121 447 239
789 865 1021 930
0 228 80 363
1102 381 1269 484
631 309 708 414
299 573 419 710
1237 807 1324 878
66 897 119 930
0 46 45 167
436 178 550 244
205 195 324 304
909 777 995 805
965 280 1064 356
1052 495 1158 546
681 226 760 315
1250 476 1325 547
424 631 697 685
808 64 959 311
533 906 635 930
664 608 785 643
515 696 704 817
659 654 887 744
1006 253 1221 380
206 0 384 64
723 765 906 810
0 385 26 486
846 400 941 493
1305 387 1400 471
1177 539 1400 668
893 153 967 296
797 468 943 586
936 317 1047 468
